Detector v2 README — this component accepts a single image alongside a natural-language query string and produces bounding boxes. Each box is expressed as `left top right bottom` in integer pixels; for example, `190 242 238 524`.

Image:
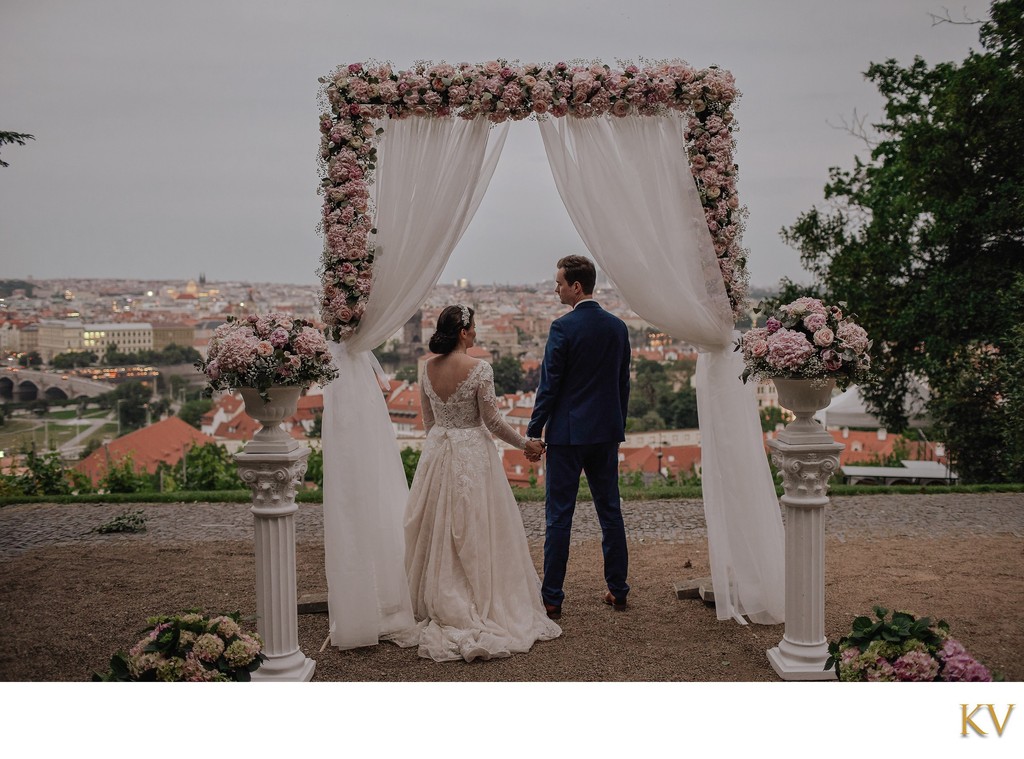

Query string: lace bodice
421 361 528 449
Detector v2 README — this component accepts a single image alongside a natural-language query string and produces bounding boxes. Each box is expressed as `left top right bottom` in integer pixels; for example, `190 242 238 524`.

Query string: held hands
524 439 546 462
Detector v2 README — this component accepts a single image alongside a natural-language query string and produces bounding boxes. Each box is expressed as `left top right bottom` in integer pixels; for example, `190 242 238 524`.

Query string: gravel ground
1 492 1022 682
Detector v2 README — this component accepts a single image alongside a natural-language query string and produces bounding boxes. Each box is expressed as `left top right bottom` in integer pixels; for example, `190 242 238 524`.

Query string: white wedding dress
387 360 562 662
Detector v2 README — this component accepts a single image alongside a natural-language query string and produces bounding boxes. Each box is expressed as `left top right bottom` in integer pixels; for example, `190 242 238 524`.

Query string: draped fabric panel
322 116 509 648
538 114 784 624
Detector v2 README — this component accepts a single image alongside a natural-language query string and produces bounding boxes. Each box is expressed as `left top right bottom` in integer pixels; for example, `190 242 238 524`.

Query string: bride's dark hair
428 304 475 355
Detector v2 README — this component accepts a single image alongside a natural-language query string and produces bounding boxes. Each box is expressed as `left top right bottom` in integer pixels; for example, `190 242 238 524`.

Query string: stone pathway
1 492 1021 559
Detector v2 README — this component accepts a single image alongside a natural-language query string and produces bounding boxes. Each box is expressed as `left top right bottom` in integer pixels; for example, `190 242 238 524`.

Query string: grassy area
2 482 1021 507
0 420 80 453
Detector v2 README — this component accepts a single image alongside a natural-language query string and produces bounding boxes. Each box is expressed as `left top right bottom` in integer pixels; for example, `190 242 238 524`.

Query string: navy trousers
541 442 629 606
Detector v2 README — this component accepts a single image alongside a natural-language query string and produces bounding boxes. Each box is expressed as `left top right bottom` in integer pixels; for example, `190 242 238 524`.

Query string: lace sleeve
476 363 528 449
419 376 434 435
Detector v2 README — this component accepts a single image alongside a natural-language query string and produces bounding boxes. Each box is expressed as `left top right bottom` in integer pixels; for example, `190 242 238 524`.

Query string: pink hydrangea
837 322 870 354
893 650 940 681
939 639 992 681
863 657 897 682
293 326 328 356
942 655 992 682
192 633 226 663
215 331 258 372
786 297 828 317
766 328 815 370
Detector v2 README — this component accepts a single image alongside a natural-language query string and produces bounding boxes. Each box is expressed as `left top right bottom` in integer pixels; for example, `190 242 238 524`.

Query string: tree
305 446 324 487
400 446 421 486
180 442 241 490
780 0 1024 482
178 398 213 429
100 454 153 494
0 131 34 168
522 365 541 392
51 351 98 370
104 380 152 432
760 405 788 433
393 365 418 383
491 355 524 396
18 351 42 367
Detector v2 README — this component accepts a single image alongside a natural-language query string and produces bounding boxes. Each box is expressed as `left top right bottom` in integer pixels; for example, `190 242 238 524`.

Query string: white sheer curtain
538 114 784 624
322 116 508 648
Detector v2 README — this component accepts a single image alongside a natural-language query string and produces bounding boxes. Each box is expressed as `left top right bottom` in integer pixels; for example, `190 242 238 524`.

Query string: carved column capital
771 448 842 503
235 450 309 511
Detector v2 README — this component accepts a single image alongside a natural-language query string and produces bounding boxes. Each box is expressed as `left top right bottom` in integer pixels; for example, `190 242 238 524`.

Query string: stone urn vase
772 378 836 445
238 385 303 454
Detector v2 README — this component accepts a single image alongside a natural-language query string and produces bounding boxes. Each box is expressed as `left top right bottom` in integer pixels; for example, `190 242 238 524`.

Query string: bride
389 304 561 662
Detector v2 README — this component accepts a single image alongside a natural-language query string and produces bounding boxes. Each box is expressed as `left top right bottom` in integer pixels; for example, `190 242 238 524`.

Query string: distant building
37 319 85 360
82 322 154 357
151 322 196 352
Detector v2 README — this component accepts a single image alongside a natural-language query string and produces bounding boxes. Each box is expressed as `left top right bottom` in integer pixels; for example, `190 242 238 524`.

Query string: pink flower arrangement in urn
736 297 872 390
196 313 338 400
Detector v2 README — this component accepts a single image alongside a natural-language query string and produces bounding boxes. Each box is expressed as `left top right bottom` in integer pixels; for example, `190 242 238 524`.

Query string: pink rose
813 327 835 347
821 349 843 371
765 317 782 334
269 328 289 349
803 312 827 332
256 341 274 356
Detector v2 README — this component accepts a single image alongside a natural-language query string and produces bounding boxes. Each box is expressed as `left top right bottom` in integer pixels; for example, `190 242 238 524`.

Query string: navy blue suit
527 300 631 607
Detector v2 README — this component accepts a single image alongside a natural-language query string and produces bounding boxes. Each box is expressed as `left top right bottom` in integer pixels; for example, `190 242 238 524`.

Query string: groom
527 255 631 620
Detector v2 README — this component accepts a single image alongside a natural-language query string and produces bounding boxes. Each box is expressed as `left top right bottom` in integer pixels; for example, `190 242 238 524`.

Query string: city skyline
2 1 993 289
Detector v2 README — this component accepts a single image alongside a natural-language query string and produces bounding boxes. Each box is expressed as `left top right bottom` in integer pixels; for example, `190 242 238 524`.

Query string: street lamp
657 440 669 479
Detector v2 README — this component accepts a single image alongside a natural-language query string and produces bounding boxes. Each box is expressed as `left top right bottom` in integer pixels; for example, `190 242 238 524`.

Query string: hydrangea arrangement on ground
736 297 872 390
826 606 994 682
196 313 338 399
93 610 265 682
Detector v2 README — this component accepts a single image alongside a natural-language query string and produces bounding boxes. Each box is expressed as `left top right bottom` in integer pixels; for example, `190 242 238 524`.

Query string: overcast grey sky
0 0 993 290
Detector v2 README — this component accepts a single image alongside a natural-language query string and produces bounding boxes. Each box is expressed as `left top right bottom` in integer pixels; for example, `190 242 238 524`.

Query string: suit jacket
527 300 631 445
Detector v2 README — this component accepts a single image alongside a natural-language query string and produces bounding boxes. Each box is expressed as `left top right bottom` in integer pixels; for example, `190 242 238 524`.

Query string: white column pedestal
236 446 316 682
766 430 844 681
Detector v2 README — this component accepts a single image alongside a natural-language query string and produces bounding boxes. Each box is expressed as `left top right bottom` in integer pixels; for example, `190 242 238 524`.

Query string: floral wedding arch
317 60 748 338
314 59 785 650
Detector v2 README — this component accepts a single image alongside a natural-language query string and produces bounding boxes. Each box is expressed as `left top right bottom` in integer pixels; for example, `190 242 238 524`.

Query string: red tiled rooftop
75 416 217 485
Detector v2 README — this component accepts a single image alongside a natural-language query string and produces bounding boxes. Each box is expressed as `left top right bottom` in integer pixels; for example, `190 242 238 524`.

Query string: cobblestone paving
1 492 1021 559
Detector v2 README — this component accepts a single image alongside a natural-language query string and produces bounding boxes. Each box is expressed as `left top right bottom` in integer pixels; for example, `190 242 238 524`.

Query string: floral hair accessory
458 304 471 327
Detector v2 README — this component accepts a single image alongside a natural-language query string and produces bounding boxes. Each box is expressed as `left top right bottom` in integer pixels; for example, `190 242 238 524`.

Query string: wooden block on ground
699 583 716 605
298 592 328 615
673 578 710 600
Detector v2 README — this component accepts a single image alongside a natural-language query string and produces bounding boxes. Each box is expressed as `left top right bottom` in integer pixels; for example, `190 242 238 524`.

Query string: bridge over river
0 368 117 402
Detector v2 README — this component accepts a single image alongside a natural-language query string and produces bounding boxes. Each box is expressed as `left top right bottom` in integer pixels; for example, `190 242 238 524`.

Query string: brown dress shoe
544 603 562 620
603 591 627 611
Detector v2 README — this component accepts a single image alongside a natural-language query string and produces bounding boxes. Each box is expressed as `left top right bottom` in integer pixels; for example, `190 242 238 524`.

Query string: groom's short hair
557 255 596 294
